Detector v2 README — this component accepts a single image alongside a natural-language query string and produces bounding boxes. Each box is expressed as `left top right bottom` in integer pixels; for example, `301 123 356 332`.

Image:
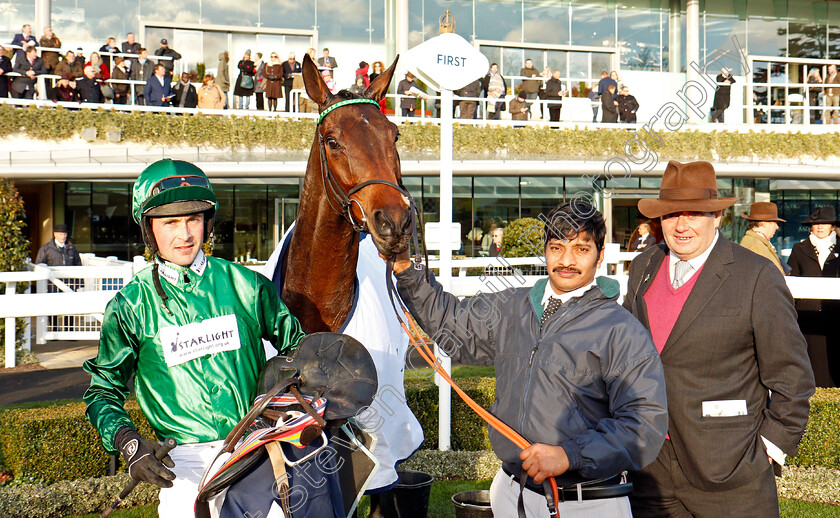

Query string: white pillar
668 0 681 74
5 282 16 368
34 0 50 39
396 0 409 59
436 88 454 452
685 0 701 122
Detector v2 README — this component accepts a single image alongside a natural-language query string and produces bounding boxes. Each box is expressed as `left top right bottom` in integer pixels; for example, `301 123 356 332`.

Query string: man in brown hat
739 201 786 274
623 160 814 517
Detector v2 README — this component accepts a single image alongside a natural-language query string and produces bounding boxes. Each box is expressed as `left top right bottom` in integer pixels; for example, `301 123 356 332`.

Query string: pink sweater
643 258 704 354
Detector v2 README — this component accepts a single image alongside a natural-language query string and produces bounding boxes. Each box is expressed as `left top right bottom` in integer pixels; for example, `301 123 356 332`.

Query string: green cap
132 159 217 224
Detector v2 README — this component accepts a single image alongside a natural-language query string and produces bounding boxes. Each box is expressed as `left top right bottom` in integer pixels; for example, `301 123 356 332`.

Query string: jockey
83 158 306 518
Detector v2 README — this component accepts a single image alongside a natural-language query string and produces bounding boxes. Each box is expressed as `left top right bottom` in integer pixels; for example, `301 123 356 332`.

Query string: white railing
0 248 833 367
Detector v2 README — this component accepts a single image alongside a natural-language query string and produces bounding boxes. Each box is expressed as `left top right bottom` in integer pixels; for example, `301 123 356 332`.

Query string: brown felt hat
741 201 785 222
639 160 738 219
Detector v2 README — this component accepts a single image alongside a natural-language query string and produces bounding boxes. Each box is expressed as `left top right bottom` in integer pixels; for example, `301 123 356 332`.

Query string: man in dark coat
121 32 142 68
11 45 46 99
0 46 13 98
600 83 619 123
11 24 37 63
144 64 175 107
397 72 420 117
455 78 481 119
617 85 639 123
35 224 81 266
787 206 840 387
75 66 104 103
281 52 301 112
545 69 566 122
173 72 197 108
154 38 181 78
711 67 735 123
54 51 84 80
623 160 814 518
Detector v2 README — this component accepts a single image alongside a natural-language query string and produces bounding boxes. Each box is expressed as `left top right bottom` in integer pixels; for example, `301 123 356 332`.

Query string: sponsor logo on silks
125 438 139 458
159 314 242 367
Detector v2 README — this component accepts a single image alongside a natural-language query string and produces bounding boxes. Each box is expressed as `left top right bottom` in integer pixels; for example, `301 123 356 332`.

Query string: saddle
195 332 379 518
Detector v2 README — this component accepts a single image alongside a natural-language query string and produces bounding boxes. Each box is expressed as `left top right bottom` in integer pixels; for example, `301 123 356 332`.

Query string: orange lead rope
395 302 562 517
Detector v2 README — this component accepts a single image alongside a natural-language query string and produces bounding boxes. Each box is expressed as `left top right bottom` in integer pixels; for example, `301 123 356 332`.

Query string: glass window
0 2 36 43
703 0 748 75
787 0 827 59
474 0 523 42
523 1 571 46
413 0 474 43
213 185 235 261
474 177 520 255
64 183 92 255
829 2 840 59
747 0 787 57
618 1 664 71
262 0 316 31
318 0 380 40
91 183 138 259
51 0 137 44
570 2 616 47
202 0 258 27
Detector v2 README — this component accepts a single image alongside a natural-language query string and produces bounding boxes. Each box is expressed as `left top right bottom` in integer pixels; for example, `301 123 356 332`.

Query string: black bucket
452 490 493 518
376 469 435 517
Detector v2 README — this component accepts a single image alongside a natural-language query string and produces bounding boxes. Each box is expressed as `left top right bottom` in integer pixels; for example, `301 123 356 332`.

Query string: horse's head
302 53 412 257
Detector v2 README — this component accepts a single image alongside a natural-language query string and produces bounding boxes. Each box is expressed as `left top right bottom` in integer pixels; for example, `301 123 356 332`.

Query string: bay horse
279 54 412 333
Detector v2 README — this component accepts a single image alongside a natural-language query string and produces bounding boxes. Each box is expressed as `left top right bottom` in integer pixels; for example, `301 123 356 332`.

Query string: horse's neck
282 175 359 333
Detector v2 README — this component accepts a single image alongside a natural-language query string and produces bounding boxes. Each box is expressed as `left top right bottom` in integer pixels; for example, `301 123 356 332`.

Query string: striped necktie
541 297 563 328
673 260 692 288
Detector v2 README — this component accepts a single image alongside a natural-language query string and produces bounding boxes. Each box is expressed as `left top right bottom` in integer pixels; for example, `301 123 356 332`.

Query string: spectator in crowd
75 47 86 65
482 63 506 120
739 202 785 275
628 221 657 252
597 70 617 97
253 52 265 111
509 92 529 123
131 48 155 104
369 60 386 113
519 58 540 100
824 64 840 124
11 24 37 62
75 65 104 103
144 63 174 107
788 206 840 387
711 66 735 123
173 72 197 108
0 46 12 98
86 52 110 80
110 56 130 104
617 85 639 123
197 74 225 109
121 32 141 67
624 162 813 517
481 221 498 251
610 70 619 83
51 73 75 102
11 45 46 99
39 27 60 73
456 77 481 119
537 65 552 118
355 61 370 88
281 51 300 112
601 83 619 123
154 38 181 78
488 226 504 257
318 47 337 70
55 50 83 80
808 68 822 124
348 74 366 96
35 224 81 266
217 51 230 108
545 69 566 122
321 69 336 93
233 50 255 110
397 71 420 117
99 37 119 69
262 52 283 112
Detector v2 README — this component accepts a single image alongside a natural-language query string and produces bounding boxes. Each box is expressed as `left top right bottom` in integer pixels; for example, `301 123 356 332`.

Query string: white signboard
402 33 489 91
424 222 462 252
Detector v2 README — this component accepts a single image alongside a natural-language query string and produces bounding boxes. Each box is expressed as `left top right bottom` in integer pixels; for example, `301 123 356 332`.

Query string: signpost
402 11 489 451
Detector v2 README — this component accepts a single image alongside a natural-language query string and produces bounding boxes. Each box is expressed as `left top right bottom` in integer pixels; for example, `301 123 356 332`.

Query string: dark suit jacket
144 76 174 106
11 56 46 94
788 239 840 312
623 236 814 492
317 56 337 69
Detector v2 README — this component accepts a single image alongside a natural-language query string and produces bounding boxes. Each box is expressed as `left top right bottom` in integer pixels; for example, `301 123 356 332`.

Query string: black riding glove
114 426 176 488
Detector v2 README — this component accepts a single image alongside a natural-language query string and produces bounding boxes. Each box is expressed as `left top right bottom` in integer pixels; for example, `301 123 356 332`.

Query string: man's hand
520 443 570 484
379 248 413 274
115 427 176 488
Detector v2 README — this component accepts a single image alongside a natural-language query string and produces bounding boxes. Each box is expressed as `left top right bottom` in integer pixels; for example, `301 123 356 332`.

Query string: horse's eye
394 132 401 143
326 137 340 150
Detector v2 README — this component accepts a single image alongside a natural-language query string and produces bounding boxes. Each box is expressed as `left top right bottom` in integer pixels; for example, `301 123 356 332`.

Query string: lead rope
383 256 561 518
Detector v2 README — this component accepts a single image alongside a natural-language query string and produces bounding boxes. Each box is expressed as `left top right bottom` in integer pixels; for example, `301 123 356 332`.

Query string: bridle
315 97 427 275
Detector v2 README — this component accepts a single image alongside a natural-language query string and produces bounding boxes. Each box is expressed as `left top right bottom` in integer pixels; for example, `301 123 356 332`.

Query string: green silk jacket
83 253 305 453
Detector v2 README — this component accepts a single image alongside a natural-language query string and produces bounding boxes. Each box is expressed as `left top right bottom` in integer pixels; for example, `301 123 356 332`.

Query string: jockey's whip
385 259 561 517
99 437 177 518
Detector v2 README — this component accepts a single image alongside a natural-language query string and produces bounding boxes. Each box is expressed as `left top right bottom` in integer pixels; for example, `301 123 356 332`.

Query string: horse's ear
302 53 332 108
365 55 399 102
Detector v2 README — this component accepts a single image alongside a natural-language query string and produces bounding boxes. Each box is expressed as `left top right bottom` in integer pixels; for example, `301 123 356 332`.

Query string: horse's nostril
373 210 395 237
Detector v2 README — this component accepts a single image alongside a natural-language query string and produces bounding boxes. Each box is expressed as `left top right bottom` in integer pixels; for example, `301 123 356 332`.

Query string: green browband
317 98 381 124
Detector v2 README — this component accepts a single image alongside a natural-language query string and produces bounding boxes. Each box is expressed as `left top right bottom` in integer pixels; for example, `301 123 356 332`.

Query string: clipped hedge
2 383 839 485
0 401 155 484
5 105 840 160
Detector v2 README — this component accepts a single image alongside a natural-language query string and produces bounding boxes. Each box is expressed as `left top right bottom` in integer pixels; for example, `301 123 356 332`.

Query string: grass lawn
67 484 840 518
407 365 495 379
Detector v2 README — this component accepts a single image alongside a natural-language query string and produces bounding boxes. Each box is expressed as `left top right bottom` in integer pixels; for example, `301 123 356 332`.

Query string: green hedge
5 104 840 160
0 401 155 484
2 382 839 484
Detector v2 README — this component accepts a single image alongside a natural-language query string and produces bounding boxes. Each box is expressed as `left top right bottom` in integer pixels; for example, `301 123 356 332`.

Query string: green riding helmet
132 159 217 256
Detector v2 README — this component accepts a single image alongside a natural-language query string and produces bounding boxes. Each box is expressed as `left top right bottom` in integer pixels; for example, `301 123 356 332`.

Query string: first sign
403 33 489 91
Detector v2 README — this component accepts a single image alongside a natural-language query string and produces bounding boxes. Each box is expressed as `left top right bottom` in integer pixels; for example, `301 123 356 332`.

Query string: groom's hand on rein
380 249 412 274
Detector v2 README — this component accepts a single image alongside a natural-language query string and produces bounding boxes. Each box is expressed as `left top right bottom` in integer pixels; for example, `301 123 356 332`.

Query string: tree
0 178 31 367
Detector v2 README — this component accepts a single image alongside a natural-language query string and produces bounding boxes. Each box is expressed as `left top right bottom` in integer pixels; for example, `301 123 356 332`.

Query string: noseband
316 98 409 233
